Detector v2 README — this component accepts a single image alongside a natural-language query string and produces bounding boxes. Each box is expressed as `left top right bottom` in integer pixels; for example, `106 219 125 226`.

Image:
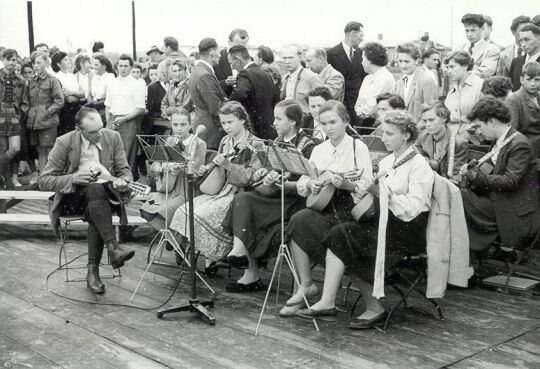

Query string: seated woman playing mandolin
279 100 373 316
459 97 540 253
291 110 434 329
219 100 317 293
169 101 263 269
416 102 468 184
140 108 206 232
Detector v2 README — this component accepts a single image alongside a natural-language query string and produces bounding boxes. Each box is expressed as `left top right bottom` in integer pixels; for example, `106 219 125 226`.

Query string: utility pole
27 1 35 54
132 1 137 60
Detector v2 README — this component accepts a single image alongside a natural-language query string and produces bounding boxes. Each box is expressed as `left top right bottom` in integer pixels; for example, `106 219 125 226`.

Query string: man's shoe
106 240 135 269
86 264 105 294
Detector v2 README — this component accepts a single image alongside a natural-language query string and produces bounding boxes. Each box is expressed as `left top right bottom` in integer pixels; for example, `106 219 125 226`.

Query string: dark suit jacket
506 86 540 157
214 48 233 96
326 43 366 124
38 129 132 235
230 64 276 139
142 81 167 134
509 55 540 91
189 62 226 150
470 128 540 247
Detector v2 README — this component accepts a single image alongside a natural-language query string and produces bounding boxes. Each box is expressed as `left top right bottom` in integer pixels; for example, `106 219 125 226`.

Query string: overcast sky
1 0 539 56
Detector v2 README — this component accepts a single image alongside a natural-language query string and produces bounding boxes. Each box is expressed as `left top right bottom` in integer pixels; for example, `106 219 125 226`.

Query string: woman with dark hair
417 101 468 183
220 100 316 292
294 110 434 329
27 52 64 176
255 46 281 107
0 49 26 187
481 76 513 101
169 101 264 264
52 51 85 135
443 50 483 137
279 100 372 316
254 45 274 66
88 55 115 123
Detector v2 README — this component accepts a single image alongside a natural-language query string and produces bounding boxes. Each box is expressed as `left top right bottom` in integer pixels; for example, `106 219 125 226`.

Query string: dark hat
146 46 163 56
344 21 364 33
198 38 218 53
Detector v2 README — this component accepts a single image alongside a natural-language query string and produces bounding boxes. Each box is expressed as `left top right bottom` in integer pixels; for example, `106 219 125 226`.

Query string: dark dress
222 132 315 262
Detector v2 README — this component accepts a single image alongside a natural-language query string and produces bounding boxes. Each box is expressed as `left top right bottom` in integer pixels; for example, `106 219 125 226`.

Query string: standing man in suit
509 24 540 91
506 62 540 158
459 13 500 79
189 38 226 150
228 45 276 139
214 29 249 97
39 107 136 294
459 97 540 252
326 21 367 125
305 48 345 102
497 16 531 77
280 44 323 113
393 43 438 123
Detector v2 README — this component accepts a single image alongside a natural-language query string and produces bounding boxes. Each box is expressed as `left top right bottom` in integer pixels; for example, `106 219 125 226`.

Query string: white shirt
491 126 512 164
297 134 373 203
55 71 80 95
355 66 396 117
244 61 255 70
91 72 115 101
105 74 146 115
402 69 420 102
76 72 90 99
378 145 434 222
285 66 302 100
342 42 354 61
525 50 540 65
77 135 102 175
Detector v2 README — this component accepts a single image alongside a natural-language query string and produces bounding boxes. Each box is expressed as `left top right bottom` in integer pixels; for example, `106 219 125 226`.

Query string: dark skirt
325 211 429 283
222 191 305 262
460 188 498 252
58 101 82 137
284 190 355 263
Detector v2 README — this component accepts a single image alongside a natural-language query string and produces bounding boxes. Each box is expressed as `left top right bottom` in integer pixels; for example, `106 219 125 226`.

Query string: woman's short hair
444 50 474 71
170 107 191 123
481 76 513 99
275 99 303 127
363 42 388 67
219 101 253 132
93 54 113 73
318 100 350 124
308 86 333 101
1 48 18 60
422 48 440 61
51 51 68 72
257 46 274 64
382 110 419 142
421 101 451 123
395 42 422 60
170 58 188 71
74 54 91 73
92 41 104 53
467 96 511 123
132 63 142 72
376 93 406 109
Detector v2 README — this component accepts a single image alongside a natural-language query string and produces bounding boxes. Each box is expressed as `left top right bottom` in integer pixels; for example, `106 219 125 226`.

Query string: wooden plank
0 190 54 200
0 213 147 226
0 332 61 369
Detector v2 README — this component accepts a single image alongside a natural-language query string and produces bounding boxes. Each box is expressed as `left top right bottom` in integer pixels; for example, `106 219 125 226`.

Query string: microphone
187 126 207 175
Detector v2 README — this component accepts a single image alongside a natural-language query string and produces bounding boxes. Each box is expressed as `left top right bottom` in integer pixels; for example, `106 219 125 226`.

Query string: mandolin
89 164 151 203
306 169 365 211
197 148 239 195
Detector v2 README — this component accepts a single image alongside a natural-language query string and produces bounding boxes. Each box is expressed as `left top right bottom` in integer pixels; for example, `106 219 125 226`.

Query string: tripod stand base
157 299 216 325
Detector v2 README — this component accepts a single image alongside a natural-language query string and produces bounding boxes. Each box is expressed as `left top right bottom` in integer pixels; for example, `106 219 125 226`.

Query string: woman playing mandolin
280 100 373 316
140 108 206 232
292 110 434 329
169 101 264 270
219 100 316 293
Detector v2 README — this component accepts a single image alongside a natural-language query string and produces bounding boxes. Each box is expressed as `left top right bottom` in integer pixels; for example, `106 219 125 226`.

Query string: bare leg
310 249 345 310
8 136 21 186
228 236 248 257
286 240 318 305
237 252 259 284
351 275 385 319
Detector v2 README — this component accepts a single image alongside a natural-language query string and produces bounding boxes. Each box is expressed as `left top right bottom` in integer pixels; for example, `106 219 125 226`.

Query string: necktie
403 76 408 89
468 43 475 55
349 48 354 62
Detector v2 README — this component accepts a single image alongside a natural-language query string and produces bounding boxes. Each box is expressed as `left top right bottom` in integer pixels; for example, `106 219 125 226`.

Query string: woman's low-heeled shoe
279 302 306 317
204 261 219 276
295 307 337 320
348 311 386 330
286 286 318 306
225 279 266 293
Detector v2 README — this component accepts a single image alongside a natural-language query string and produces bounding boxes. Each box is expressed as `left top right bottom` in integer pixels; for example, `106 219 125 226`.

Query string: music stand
253 142 319 335
131 135 216 325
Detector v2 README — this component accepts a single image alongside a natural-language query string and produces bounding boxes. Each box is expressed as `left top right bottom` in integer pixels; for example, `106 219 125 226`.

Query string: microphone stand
156 133 215 325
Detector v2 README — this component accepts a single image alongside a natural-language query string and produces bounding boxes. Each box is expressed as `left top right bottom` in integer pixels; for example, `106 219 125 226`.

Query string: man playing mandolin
39 107 136 294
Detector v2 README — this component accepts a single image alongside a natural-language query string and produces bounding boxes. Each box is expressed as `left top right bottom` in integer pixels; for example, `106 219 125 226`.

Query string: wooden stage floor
1 201 540 369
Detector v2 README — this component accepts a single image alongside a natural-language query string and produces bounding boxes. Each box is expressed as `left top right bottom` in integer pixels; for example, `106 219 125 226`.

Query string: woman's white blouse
55 71 80 95
296 134 373 202
91 72 115 101
378 145 434 222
